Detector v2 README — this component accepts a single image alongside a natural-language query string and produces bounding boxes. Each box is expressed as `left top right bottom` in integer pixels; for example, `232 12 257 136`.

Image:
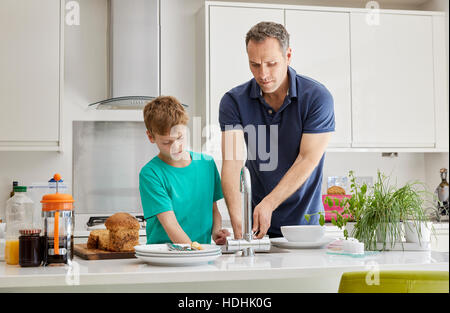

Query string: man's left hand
252 199 276 239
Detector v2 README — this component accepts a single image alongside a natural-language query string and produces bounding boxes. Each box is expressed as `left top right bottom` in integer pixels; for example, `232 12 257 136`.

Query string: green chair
338 270 449 293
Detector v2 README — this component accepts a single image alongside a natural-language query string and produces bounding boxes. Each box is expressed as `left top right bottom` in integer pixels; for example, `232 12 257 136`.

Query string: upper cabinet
350 13 435 148
198 2 448 152
286 10 352 148
0 0 63 151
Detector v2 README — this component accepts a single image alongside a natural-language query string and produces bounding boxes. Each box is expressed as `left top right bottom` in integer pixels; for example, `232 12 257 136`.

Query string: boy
139 96 230 245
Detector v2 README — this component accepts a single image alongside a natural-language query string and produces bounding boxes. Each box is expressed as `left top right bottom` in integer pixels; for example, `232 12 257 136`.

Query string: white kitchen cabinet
350 13 435 148
430 223 449 253
199 2 448 152
0 0 63 151
431 16 449 151
431 234 449 253
286 10 352 148
208 5 284 130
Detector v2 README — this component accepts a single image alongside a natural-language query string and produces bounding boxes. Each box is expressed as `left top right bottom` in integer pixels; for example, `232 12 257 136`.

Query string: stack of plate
134 244 222 266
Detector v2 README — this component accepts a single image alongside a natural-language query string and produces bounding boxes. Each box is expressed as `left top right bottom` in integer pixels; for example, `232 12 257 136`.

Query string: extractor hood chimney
88 0 161 110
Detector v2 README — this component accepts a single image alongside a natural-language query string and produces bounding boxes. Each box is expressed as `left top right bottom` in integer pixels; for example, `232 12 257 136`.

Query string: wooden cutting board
74 244 136 260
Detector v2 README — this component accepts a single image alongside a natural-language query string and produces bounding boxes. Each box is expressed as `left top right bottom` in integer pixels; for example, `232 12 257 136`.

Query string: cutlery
166 243 193 251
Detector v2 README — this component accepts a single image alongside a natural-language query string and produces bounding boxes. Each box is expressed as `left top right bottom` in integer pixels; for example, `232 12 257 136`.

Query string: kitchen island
1 247 448 293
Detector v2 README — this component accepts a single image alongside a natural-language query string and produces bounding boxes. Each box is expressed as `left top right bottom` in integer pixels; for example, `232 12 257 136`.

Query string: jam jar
19 229 42 267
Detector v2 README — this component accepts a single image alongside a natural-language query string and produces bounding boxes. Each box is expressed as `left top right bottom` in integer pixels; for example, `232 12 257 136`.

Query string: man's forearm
265 156 318 210
221 171 242 226
265 133 331 210
221 130 246 238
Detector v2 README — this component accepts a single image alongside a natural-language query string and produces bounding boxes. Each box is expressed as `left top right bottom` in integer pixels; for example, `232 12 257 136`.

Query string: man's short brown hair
246 21 290 54
143 96 188 136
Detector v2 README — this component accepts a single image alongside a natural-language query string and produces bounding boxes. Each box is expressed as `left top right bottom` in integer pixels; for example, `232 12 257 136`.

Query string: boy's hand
213 229 231 245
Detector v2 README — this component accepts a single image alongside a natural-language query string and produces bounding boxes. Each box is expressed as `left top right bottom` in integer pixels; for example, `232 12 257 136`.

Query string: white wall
0 0 448 221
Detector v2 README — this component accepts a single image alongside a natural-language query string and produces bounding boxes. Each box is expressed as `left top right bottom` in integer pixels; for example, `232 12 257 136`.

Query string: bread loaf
105 212 140 231
105 213 140 252
87 229 110 250
87 230 101 249
327 186 346 195
97 230 110 250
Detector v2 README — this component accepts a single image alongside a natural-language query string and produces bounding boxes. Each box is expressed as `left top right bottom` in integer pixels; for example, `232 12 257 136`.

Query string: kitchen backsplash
72 121 158 215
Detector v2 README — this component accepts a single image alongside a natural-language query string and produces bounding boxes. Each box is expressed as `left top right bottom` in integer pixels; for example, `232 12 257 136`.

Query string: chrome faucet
241 166 253 244
225 166 271 256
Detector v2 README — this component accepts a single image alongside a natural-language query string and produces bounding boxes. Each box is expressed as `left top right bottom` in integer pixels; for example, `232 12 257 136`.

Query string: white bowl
281 225 326 242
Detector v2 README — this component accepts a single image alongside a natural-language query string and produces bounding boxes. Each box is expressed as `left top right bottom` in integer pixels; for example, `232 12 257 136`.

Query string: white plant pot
345 222 356 237
376 222 404 244
404 221 432 243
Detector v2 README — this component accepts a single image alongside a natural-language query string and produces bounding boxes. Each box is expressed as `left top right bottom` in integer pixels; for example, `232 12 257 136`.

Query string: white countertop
1 247 448 291
2 223 448 291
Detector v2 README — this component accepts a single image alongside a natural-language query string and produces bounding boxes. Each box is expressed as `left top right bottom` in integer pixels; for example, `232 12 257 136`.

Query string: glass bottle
5 186 34 265
437 168 449 216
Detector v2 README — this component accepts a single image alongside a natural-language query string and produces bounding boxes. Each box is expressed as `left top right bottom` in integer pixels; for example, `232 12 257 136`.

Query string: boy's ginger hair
143 96 188 136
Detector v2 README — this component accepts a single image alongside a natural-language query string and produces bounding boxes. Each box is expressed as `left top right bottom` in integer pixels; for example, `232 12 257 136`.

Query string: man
219 22 335 239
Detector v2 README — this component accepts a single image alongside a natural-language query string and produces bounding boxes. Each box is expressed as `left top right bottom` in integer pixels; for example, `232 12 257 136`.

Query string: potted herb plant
355 171 400 250
355 170 433 251
394 181 434 245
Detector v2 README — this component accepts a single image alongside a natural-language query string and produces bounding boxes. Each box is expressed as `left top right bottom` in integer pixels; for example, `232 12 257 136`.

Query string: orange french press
41 173 75 265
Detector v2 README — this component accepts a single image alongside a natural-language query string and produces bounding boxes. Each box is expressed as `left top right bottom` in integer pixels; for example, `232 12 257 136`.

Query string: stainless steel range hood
88 96 157 110
88 0 160 110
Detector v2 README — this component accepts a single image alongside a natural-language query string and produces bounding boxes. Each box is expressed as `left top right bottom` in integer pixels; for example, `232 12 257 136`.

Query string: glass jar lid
19 229 41 235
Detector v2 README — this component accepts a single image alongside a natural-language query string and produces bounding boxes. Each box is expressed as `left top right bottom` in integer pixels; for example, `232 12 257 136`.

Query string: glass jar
19 229 42 267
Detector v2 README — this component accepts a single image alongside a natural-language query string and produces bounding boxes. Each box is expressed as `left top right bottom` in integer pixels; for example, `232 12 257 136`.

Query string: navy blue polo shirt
218 66 335 235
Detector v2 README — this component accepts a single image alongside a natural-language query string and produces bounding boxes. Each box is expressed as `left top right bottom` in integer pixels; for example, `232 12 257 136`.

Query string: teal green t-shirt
139 151 223 244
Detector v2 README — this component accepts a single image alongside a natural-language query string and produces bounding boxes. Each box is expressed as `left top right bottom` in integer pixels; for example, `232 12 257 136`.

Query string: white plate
270 236 335 249
136 253 221 266
134 244 221 255
135 250 222 258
